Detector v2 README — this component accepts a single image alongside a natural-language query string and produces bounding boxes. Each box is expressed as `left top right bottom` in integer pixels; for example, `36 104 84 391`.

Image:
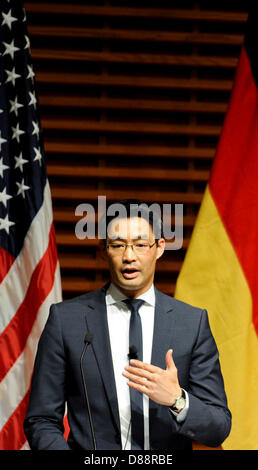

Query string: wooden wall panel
24 1 248 299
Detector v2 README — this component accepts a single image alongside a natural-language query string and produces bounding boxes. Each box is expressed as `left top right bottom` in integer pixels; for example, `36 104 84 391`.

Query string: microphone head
84 332 94 344
128 345 138 359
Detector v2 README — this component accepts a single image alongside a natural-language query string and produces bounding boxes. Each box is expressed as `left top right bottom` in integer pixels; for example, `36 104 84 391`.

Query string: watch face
175 397 185 410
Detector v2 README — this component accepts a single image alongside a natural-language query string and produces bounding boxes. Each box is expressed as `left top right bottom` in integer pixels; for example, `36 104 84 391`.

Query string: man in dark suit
24 199 231 450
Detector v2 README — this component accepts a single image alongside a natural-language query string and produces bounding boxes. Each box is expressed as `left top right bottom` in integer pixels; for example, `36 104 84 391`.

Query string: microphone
80 332 96 450
128 345 138 360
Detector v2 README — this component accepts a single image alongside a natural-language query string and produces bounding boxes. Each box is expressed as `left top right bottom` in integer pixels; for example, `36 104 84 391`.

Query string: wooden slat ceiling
24 1 249 299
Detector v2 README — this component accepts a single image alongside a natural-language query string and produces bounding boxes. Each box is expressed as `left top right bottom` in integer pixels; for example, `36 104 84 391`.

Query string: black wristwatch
170 389 186 412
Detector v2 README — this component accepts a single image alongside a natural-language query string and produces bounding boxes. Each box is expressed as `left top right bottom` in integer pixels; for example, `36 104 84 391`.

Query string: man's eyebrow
108 234 150 241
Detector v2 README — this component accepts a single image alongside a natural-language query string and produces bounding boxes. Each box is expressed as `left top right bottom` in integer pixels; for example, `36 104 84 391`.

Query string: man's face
105 217 165 297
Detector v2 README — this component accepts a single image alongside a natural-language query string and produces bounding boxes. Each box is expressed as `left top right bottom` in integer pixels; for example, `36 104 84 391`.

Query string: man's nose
122 244 136 261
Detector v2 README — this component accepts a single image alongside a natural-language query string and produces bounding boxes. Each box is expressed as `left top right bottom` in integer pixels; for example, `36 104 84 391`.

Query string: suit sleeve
24 304 71 450
177 309 232 447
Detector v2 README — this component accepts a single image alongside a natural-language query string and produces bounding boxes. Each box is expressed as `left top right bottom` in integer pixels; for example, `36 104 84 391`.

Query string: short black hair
100 198 164 245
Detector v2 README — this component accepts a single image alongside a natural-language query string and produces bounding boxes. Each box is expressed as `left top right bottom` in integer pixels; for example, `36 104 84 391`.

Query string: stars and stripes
0 0 62 449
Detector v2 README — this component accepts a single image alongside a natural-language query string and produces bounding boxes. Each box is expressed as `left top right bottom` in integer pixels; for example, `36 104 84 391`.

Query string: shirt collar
106 282 155 307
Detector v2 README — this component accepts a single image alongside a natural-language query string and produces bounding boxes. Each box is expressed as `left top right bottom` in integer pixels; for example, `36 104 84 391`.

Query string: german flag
175 7 258 450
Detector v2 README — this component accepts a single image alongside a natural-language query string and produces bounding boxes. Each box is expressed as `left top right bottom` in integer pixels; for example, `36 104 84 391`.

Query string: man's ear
156 238 166 260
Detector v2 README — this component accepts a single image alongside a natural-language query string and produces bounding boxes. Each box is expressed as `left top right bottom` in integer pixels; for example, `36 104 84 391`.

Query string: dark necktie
123 298 145 450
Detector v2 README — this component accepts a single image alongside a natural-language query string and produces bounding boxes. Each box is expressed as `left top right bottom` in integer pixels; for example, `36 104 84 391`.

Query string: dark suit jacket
24 284 231 450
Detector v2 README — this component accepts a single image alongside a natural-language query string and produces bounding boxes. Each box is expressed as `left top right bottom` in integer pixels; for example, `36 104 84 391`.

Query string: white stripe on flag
0 264 62 431
0 181 54 334
20 441 30 450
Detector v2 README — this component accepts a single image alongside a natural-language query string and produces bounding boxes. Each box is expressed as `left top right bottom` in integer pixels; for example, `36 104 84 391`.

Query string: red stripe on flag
209 47 258 334
0 388 30 450
0 390 69 450
0 246 15 284
0 222 58 382
63 414 70 441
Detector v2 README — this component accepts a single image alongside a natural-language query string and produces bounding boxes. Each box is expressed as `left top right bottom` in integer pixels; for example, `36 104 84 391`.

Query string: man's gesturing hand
122 349 182 406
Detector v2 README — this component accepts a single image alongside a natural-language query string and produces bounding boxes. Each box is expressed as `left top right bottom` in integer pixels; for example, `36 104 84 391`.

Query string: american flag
0 1 62 449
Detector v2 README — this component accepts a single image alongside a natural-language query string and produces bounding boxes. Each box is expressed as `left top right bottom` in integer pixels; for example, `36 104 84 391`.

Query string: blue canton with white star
0 0 47 257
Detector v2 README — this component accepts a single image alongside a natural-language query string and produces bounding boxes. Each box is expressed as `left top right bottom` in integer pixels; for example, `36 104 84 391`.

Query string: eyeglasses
106 241 156 255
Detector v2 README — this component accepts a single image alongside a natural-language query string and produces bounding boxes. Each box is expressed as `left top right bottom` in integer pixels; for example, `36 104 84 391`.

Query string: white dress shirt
106 282 188 450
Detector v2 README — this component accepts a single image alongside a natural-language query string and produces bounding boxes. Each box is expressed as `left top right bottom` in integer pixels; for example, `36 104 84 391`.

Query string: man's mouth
121 268 139 279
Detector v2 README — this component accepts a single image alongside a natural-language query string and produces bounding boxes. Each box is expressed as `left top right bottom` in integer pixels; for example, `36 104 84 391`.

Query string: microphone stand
80 332 97 450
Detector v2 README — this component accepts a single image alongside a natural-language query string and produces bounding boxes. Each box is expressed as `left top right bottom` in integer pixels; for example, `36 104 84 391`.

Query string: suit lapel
149 288 177 446
84 284 121 435
151 288 177 368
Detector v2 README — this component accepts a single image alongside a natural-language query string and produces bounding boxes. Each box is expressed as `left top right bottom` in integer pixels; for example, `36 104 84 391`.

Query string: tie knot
123 298 145 314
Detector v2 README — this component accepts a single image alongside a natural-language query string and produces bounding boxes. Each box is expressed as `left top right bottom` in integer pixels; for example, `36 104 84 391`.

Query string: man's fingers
126 380 150 396
123 368 152 385
129 359 161 373
124 364 153 380
166 349 176 370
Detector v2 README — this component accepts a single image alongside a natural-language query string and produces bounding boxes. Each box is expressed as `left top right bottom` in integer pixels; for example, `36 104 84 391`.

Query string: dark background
24 1 249 300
